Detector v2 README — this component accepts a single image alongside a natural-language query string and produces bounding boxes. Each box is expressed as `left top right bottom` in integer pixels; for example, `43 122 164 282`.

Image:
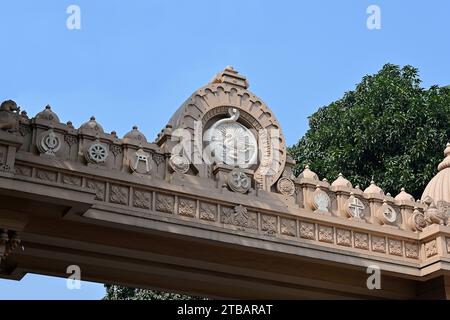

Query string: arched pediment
165 67 287 190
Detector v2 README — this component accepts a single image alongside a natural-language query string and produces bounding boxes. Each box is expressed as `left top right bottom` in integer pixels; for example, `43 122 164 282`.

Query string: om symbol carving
227 168 251 193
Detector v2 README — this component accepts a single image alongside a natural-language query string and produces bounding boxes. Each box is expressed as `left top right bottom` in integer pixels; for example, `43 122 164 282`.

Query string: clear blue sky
0 0 449 299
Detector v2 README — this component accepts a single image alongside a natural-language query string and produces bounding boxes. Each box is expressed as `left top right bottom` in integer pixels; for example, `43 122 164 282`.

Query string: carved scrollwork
221 205 257 229
19 123 31 136
318 225 333 243
405 242 419 259
109 144 122 157
372 236 386 253
64 134 78 148
109 185 128 205
200 202 216 221
299 222 315 240
425 239 438 258
133 189 151 209
152 153 164 167
336 229 351 247
155 194 174 214
86 180 105 201
354 232 369 250
178 198 196 217
388 239 403 256
280 218 296 237
261 215 277 235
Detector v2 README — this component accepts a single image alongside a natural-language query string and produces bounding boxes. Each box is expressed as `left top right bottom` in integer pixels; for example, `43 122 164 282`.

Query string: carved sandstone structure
1 67 450 298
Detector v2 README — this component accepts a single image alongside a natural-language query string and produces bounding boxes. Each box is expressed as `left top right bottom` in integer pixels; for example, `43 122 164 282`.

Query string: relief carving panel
179 198 196 217
155 194 175 214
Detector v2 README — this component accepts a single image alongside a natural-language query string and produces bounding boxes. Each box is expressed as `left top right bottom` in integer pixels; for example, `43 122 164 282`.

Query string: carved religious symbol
130 148 151 175
347 195 365 219
204 108 257 169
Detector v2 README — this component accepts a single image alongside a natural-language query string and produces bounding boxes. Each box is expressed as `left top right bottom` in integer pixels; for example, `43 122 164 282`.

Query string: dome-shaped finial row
298 164 414 201
33 105 148 142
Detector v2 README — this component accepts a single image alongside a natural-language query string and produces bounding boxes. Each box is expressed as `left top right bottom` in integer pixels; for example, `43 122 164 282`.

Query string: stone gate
1 67 450 299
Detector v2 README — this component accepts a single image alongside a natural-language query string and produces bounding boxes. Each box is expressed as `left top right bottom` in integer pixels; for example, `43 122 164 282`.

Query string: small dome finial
124 125 147 144
35 105 60 123
364 180 384 196
298 164 318 181
79 116 104 134
395 187 414 202
331 173 352 188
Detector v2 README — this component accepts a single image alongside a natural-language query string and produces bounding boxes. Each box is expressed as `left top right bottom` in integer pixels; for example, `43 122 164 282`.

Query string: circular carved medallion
85 142 108 164
169 154 190 174
346 196 365 219
378 203 397 224
227 168 251 193
204 108 257 169
277 177 295 196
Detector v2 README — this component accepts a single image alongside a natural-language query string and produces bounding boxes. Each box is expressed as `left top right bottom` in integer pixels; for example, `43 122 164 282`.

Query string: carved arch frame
170 83 287 190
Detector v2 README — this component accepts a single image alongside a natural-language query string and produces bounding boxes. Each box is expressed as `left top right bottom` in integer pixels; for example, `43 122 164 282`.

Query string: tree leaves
290 64 450 199
103 285 207 300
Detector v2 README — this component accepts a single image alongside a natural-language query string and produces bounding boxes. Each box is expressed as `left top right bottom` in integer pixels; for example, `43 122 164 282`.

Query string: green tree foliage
103 284 206 300
289 64 450 199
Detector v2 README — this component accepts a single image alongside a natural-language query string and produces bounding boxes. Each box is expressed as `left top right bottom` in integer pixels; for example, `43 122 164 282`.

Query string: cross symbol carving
348 197 364 219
